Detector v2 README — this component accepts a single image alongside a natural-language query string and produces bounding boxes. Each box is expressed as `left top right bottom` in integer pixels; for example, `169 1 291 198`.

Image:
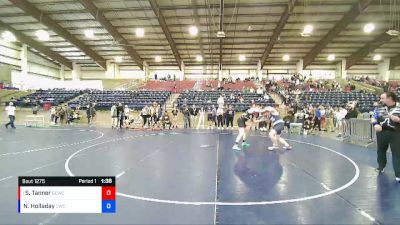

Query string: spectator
239 96 244 103
150 103 158 127
212 105 217 127
50 106 56 124
303 116 312 135
216 107 224 129
32 104 39 115
226 105 235 129
5 102 16 129
256 87 263 95
283 111 295 133
171 106 179 129
59 104 66 124
313 106 322 131
325 106 335 132
162 110 172 129
140 106 147 128
183 106 191 129
197 106 205 129
111 104 118 129
207 106 214 129
217 95 224 108
190 104 198 128
336 106 348 137
54 106 61 125
86 103 96 125
383 82 389 92
117 103 125 129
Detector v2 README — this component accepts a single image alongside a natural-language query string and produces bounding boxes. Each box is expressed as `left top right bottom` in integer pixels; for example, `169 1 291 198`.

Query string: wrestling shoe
283 145 292 150
375 168 385 173
232 144 241 151
242 142 250 149
267 146 279 151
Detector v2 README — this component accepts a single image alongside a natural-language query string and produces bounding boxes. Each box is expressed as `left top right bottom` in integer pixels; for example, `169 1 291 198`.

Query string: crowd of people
138 97 237 130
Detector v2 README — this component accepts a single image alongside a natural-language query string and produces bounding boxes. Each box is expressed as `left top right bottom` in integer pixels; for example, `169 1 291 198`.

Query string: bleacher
300 91 379 112
69 90 170 110
177 91 274 112
16 89 81 107
140 80 195 93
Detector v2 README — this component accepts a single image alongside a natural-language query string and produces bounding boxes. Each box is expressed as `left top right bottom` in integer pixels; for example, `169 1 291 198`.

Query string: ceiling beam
0 21 72 70
191 0 205 62
346 32 393 69
148 0 182 70
260 0 297 69
8 0 106 69
302 0 374 69
219 0 224 69
0 21 73 69
389 54 400 70
78 0 144 70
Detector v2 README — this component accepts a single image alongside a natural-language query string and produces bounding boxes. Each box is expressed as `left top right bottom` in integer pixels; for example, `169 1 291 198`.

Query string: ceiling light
303 24 314 34
136 28 145 37
282 54 290 61
1 31 16 42
327 54 335 61
196 55 203 62
248 25 252 32
36 30 49 41
114 56 123 63
189 26 198 36
363 23 375 33
239 55 246 61
155 56 162 62
373 54 382 61
84 29 94 38
386 29 400 36
301 24 313 37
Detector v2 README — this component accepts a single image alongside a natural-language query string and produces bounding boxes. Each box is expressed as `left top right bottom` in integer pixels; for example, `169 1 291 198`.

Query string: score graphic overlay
18 177 116 213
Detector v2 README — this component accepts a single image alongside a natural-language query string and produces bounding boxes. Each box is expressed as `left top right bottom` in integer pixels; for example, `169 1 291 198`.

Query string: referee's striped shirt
373 102 400 130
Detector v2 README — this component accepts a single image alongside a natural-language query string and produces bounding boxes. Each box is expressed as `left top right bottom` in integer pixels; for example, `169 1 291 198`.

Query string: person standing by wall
313 106 322 131
189 104 198 129
116 103 124 129
50 106 56 124
113 105 120 128
217 94 224 109
211 105 217 128
140 105 149 128
5 102 16 129
226 105 235 129
86 103 95 125
183 106 191 129
162 110 172 130
372 92 400 182
196 106 205 129
171 106 179 129
216 106 224 129
325 105 335 132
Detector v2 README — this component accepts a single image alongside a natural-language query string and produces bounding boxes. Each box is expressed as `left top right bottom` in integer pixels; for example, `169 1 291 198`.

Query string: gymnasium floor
0 127 399 225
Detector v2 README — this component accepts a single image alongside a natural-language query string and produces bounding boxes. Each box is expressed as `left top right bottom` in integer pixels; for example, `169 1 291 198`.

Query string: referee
372 92 400 182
